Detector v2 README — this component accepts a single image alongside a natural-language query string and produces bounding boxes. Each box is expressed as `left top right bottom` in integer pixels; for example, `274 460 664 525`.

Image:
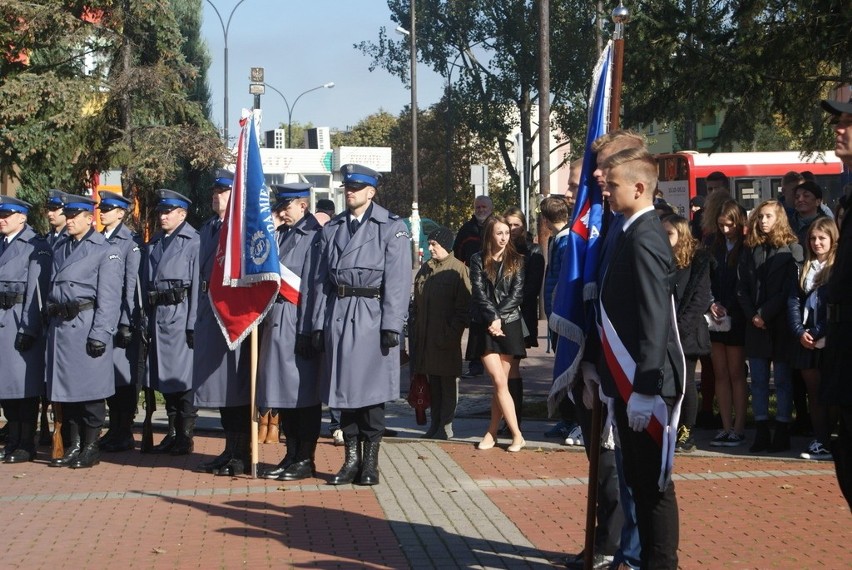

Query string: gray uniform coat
0 225 50 399
312 204 412 409
46 229 123 402
257 214 322 409
193 216 250 407
106 223 142 387
143 222 199 394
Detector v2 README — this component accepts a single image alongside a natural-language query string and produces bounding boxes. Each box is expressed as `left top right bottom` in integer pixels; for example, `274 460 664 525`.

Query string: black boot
71 427 102 468
769 421 791 452
171 416 195 455
0 423 7 443
215 432 250 476
329 434 361 485
279 438 317 481
0 420 21 461
103 409 135 452
262 435 299 480
149 414 176 454
195 432 234 473
5 420 36 463
750 420 772 453
49 422 81 467
508 377 524 427
358 440 381 486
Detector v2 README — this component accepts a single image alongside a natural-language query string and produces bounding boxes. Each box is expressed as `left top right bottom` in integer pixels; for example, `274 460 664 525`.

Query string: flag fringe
210 289 278 351
547 312 586 417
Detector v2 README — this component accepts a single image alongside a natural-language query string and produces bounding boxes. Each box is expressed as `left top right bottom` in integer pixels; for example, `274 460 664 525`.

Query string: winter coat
312 204 413 409
737 242 803 359
106 223 142 388
517 239 544 346
0 225 50 399
411 253 471 377
452 216 483 265
46 229 123 402
257 214 322 409
672 248 712 358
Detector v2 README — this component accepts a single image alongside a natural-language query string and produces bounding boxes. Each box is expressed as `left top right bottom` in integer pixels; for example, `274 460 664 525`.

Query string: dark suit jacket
599 210 684 399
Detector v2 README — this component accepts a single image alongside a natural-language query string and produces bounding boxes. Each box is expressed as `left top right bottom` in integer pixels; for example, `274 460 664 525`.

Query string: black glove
295 334 315 359
381 330 400 349
311 330 325 353
86 338 106 358
186 329 194 349
115 324 133 348
14 332 35 352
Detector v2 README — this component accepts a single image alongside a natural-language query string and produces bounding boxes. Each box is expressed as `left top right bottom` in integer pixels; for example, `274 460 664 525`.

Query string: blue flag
548 41 613 414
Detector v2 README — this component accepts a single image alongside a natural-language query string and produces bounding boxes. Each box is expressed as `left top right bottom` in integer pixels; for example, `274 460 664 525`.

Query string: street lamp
205 0 250 144
263 82 335 148
397 3 420 267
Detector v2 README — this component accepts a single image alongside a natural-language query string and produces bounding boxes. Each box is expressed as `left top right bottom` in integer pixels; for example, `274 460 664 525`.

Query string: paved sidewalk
3 330 850 568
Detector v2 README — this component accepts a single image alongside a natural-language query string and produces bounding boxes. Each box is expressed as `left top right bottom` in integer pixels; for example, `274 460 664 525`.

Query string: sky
200 0 446 141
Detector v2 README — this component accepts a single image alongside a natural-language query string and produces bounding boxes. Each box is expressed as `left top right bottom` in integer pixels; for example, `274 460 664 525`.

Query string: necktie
213 219 222 236
350 218 360 236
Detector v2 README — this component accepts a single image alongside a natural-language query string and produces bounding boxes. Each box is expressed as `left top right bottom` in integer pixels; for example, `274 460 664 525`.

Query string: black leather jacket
469 252 524 325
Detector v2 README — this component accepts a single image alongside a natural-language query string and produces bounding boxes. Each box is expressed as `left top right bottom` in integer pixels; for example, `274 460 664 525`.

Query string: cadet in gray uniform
141 190 200 455
312 164 412 486
96 191 143 453
0 197 50 463
44 189 69 246
193 170 252 476
45 195 123 469
259 183 322 481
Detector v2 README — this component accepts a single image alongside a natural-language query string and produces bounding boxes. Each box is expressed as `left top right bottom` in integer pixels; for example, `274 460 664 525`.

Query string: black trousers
220 405 251 434
613 397 679 570
106 385 138 420
1 397 39 424
279 404 322 443
62 399 107 444
833 406 852 512
572 383 623 556
340 403 385 443
163 390 197 421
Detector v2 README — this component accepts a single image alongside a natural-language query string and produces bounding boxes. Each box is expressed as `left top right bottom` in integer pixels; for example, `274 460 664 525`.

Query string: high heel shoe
507 439 526 452
476 434 496 450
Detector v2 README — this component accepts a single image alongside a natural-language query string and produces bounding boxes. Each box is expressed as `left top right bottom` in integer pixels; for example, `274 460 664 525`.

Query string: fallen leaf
152 547 167 554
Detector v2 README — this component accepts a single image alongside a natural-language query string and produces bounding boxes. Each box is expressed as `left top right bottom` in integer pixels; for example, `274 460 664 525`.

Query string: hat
340 164 381 189
821 96 852 116
155 189 191 211
271 183 312 210
0 195 33 215
62 195 97 216
690 195 706 208
46 189 69 209
794 180 823 200
213 168 235 192
427 226 455 254
316 198 335 215
98 190 131 211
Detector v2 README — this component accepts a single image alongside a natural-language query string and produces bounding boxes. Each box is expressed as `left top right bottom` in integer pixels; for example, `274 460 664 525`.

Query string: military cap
62 195 97 216
0 195 33 215
46 189 70 210
821 96 852 116
98 190 132 211
213 168 235 192
155 189 192 211
340 164 381 189
271 183 312 210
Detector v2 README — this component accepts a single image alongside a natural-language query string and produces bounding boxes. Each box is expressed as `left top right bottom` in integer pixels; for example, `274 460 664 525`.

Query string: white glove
580 362 600 409
580 362 600 385
626 392 656 432
582 379 595 409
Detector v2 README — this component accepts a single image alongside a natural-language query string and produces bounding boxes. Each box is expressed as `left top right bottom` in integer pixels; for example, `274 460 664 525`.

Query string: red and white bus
655 151 845 216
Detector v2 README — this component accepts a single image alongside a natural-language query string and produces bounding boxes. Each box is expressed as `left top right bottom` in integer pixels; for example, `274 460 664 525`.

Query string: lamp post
263 82 335 148
396 2 420 267
205 0 250 145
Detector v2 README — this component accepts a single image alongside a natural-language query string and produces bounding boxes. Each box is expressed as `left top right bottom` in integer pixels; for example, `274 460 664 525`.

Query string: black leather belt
0 291 24 309
148 287 188 306
827 303 852 324
336 285 381 299
45 299 95 320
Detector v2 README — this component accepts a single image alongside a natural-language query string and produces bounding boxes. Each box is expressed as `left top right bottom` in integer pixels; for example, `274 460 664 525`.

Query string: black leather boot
196 431 234 473
358 441 381 486
49 422 81 467
769 421 791 452
71 427 102 468
215 432 249 476
750 420 772 453
278 438 316 481
103 410 135 452
150 414 176 454
329 434 361 485
5 420 36 463
262 435 299 480
171 416 195 455
0 420 21 461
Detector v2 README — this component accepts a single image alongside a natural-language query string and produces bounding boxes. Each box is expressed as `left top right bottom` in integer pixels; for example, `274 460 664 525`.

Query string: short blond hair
600 146 658 190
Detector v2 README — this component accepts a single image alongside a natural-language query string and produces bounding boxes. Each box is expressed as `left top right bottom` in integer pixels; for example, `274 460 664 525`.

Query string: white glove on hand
626 392 656 432
582 379 595 409
580 362 600 409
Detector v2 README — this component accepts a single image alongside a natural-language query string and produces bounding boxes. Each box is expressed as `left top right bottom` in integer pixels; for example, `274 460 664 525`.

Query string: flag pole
250 326 259 478
583 4 628 570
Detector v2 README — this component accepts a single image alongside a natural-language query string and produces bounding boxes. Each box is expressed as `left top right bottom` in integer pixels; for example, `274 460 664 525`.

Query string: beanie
427 226 455 254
